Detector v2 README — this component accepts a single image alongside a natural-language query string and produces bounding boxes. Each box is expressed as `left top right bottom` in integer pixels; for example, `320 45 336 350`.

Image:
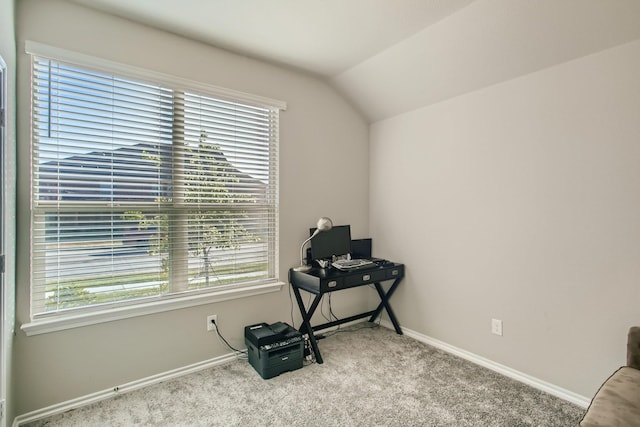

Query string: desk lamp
293 217 333 272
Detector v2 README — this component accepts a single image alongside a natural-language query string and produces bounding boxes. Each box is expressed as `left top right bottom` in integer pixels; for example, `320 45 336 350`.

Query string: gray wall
14 0 369 415
370 39 640 399
13 0 640 419
0 0 16 425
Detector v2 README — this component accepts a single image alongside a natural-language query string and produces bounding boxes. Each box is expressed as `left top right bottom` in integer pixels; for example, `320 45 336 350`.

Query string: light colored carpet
26 324 584 426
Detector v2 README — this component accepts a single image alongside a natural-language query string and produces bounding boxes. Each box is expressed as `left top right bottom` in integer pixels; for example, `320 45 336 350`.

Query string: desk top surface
289 262 404 294
291 262 401 278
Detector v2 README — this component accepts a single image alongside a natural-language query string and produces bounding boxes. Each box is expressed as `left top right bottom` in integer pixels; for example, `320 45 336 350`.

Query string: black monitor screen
310 225 351 261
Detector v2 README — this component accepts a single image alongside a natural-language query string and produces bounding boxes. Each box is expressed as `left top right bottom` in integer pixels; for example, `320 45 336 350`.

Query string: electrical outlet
491 318 503 336
207 314 217 332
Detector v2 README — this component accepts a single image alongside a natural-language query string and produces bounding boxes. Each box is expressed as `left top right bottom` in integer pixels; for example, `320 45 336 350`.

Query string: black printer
244 322 303 379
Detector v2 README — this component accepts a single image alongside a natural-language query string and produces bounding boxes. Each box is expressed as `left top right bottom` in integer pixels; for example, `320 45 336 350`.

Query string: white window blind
30 54 280 318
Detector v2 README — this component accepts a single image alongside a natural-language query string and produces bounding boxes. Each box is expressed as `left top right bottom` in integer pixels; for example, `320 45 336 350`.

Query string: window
28 45 283 322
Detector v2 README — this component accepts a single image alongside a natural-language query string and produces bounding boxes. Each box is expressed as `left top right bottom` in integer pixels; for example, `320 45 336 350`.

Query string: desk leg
370 277 402 321
370 279 403 335
291 286 324 364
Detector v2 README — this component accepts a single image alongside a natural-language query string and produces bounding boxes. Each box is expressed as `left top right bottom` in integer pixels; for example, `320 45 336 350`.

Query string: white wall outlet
491 318 503 336
206 314 217 332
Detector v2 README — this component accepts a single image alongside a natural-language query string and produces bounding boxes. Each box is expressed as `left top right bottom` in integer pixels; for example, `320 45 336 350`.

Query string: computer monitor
309 225 351 261
351 238 372 259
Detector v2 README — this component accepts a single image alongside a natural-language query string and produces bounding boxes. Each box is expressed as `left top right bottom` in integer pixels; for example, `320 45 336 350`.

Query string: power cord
303 337 316 365
210 318 248 359
288 283 296 329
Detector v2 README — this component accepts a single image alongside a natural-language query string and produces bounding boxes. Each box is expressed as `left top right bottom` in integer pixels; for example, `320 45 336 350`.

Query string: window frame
21 42 285 336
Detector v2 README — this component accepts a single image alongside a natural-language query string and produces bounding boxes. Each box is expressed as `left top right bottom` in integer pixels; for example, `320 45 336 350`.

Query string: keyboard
332 258 376 271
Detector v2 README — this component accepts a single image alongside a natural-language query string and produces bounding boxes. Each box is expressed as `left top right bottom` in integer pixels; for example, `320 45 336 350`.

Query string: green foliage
46 131 263 311
45 262 267 311
45 272 169 310
125 130 260 281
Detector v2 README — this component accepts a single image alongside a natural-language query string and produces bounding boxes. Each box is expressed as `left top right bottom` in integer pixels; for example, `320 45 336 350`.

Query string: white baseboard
379 320 590 408
13 321 591 426
12 319 368 426
12 352 238 427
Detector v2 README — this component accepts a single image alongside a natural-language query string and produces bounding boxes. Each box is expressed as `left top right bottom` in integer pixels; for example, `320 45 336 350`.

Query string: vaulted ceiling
69 0 640 122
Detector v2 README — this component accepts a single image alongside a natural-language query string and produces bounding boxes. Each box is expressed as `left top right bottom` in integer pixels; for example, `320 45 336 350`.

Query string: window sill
21 281 284 336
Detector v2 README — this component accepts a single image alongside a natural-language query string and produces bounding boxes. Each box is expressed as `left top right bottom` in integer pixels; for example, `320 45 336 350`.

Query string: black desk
289 262 404 364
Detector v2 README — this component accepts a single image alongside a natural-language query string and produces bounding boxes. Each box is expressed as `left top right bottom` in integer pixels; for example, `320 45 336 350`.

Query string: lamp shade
315 217 333 233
